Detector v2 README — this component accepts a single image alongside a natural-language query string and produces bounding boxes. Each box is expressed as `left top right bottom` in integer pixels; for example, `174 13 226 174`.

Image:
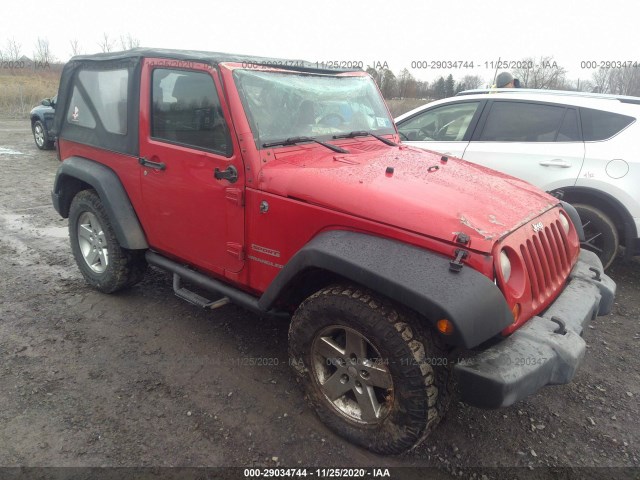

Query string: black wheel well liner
269 267 348 310
554 187 636 247
258 230 512 349
52 156 148 250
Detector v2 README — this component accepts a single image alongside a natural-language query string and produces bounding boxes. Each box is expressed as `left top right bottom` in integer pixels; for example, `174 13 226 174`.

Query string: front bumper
455 249 615 409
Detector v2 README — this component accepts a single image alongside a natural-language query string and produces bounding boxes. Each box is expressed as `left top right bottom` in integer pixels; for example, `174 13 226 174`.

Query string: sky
3 0 638 85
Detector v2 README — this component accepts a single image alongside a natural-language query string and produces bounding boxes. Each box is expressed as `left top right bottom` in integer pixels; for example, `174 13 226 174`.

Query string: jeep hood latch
449 249 468 273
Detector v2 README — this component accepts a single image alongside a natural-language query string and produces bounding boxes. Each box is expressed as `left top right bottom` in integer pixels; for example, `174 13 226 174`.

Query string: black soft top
64 47 360 74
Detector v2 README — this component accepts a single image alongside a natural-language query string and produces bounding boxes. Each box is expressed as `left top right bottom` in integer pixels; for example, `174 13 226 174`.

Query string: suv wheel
69 190 147 293
288 285 452 454
574 203 619 269
33 120 54 150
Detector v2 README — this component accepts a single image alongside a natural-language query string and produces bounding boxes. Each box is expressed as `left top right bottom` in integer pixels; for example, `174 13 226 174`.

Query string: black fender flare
259 230 512 348
560 200 585 242
51 156 148 250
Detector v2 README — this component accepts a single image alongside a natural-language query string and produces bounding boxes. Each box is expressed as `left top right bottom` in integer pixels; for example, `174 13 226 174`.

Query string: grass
0 69 61 118
386 98 431 118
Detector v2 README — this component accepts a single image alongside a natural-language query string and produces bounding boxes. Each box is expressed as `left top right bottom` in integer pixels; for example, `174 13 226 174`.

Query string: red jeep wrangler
51 49 615 454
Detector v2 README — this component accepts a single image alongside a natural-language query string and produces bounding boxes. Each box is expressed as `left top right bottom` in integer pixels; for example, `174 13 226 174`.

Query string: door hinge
225 188 244 207
226 242 244 260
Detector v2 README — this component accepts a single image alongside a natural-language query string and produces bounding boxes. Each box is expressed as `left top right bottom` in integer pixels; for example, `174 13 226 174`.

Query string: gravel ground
0 118 638 479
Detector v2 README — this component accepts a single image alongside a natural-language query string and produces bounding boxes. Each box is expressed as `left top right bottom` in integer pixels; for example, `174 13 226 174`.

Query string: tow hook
589 267 602 282
449 249 468 273
550 316 567 335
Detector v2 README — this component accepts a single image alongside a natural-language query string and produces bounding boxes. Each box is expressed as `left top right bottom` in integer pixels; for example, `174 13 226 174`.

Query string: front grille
519 219 572 308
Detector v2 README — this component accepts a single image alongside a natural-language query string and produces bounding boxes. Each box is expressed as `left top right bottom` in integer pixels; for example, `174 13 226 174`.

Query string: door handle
138 157 166 170
539 159 571 168
214 165 238 183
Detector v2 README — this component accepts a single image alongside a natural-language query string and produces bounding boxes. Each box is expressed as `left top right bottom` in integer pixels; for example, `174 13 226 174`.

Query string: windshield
233 69 394 147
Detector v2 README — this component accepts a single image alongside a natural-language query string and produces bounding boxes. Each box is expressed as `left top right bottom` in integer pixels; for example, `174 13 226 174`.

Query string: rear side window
151 69 232 156
76 69 128 134
556 109 580 141
479 102 565 142
66 86 96 129
580 107 634 141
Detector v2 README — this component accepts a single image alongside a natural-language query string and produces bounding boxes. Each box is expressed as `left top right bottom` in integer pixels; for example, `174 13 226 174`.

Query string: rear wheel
574 203 619 269
288 284 452 454
69 190 147 293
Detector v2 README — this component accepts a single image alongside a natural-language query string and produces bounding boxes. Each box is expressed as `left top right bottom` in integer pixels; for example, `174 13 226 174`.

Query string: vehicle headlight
559 213 571 234
500 250 512 282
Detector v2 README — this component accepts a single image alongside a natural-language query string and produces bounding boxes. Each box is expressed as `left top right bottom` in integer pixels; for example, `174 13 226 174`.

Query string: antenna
492 57 500 86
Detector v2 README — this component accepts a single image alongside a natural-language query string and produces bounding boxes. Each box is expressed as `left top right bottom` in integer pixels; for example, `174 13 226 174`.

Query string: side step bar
172 273 230 309
146 251 288 319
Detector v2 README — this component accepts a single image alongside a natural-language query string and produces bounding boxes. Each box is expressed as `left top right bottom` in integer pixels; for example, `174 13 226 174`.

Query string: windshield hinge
449 249 468 273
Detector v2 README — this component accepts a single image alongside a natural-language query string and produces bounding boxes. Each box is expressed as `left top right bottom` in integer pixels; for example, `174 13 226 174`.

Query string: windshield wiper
262 136 349 153
332 131 397 146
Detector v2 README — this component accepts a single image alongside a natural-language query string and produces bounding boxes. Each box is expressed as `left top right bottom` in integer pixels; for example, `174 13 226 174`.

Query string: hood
257 142 557 253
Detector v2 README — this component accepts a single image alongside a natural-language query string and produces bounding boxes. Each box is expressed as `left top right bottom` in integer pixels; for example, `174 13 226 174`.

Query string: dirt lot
0 117 638 478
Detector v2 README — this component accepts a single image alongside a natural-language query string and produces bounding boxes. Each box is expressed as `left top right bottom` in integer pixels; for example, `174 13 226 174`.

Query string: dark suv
30 96 57 150
50 49 615 454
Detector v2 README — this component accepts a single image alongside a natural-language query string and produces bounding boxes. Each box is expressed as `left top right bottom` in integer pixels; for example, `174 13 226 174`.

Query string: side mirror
41 98 52 107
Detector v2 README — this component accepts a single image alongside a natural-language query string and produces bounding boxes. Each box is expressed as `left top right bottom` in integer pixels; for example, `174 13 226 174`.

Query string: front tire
574 203 619 269
33 120 54 150
69 190 147 293
289 285 452 454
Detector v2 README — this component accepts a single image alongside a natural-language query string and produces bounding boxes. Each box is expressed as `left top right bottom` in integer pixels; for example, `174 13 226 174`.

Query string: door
463 101 585 191
397 100 483 158
139 60 244 275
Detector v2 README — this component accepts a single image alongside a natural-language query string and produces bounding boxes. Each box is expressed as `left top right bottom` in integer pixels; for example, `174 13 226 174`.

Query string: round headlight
559 213 571 234
500 250 512 282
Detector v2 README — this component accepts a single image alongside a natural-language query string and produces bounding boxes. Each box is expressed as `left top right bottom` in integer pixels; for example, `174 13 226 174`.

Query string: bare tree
397 68 417 98
590 68 610 93
366 67 397 98
570 78 595 93
5 38 22 61
589 67 640 96
33 37 53 64
458 75 484 91
414 80 429 99
379 68 398 99
366 67 380 84
119 33 141 50
607 67 640 96
98 33 114 53
512 56 567 89
70 39 82 57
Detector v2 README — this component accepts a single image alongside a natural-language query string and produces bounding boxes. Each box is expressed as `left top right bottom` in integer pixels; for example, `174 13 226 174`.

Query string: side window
77 69 128 134
398 102 480 141
151 69 232 155
66 86 96 129
580 107 635 141
479 102 565 142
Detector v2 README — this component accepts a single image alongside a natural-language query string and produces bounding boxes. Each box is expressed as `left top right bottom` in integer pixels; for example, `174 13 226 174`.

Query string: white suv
395 89 640 268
